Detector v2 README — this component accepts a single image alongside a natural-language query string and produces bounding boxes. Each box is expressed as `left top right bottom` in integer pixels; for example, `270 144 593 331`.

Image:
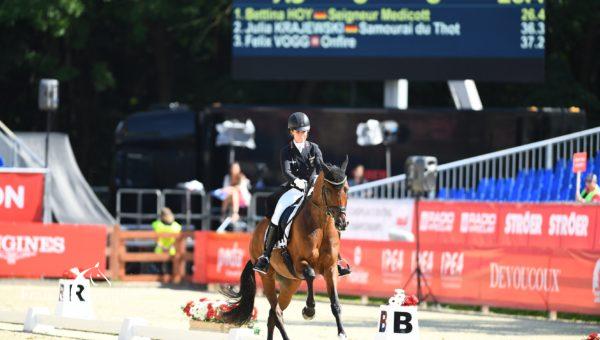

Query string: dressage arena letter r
379 311 387 332
74 284 85 301
60 282 86 302
394 311 413 334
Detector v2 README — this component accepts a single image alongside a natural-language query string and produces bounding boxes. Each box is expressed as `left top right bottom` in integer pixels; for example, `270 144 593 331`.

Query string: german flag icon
314 11 327 20
345 25 359 34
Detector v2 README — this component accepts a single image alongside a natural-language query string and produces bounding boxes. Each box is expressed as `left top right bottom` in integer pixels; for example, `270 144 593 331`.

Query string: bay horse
222 157 350 340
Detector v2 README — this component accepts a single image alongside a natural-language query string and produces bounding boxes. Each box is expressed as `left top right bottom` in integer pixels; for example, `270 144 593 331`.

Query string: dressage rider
253 112 351 277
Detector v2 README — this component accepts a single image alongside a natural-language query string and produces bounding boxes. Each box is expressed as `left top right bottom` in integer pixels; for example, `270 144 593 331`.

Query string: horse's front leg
324 267 346 339
301 261 316 320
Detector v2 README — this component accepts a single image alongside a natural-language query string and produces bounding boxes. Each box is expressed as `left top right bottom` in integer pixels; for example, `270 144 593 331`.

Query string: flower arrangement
388 289 419 307
182 298 258 327
585 333 600 340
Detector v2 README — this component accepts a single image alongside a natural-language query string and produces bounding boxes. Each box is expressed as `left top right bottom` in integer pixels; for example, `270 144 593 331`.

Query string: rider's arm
281 146 298 182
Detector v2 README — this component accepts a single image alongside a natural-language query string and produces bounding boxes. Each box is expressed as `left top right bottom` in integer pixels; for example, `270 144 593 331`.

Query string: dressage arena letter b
393 311 413 333
379 311 387 332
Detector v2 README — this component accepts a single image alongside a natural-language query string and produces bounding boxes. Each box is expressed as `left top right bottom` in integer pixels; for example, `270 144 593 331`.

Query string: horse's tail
221 260 256 325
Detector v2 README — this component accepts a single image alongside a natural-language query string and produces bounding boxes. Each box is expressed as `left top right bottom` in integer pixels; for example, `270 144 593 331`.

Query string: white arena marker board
374 305 420 340
55 278 94 319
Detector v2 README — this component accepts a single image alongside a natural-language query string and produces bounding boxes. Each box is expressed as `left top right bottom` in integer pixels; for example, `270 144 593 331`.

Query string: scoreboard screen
231 0 545 81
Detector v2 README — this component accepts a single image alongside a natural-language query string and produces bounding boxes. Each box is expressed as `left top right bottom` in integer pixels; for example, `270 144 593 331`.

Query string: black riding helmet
288 112 310 131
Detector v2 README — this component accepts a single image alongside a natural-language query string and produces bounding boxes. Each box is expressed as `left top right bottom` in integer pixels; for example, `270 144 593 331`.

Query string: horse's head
317 156 350 231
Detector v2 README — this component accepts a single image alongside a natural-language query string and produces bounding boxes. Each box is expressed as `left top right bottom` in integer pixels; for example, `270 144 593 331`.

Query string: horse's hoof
338 333 347 340
302 306 315 320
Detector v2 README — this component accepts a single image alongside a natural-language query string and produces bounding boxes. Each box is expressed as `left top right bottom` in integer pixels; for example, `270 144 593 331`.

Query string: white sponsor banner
345 198 414 241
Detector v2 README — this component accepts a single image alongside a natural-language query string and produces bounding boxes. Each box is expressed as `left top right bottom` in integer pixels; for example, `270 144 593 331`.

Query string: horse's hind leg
260 272 279 340
272 277 301 340
301 262 316 320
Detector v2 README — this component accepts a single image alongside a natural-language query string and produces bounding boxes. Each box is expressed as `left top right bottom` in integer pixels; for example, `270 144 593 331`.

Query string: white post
384 79 409 109
24 307 52 333
385 145 392 178
576 172 582 199
448 80 483 111
118 317 149 340
361 295 369 305
545 144 554 169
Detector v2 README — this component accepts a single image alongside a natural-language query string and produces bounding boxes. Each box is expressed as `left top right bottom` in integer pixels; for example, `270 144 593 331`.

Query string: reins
310 176 347 230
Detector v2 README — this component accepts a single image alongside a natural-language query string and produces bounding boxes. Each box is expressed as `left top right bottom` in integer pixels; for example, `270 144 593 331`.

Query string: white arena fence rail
0 307 258 340
348 126 600 199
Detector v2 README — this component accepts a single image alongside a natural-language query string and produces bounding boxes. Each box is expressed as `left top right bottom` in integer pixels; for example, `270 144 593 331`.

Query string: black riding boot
254 222 278 274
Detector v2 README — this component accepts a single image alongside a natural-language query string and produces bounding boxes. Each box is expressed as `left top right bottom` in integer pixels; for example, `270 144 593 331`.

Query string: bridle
312 176 348 230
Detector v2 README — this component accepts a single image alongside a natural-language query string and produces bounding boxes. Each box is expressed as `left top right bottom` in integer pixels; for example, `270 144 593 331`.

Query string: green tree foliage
0 0 598 184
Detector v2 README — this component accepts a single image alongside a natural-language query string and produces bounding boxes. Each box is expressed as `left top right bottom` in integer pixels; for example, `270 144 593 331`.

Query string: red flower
183 301 194 317
207 303 220 320
586 333 600 340
402 295 419 306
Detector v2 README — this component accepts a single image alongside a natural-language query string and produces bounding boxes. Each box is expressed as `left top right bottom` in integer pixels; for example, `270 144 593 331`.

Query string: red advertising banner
194 230 600 314
0 222 106 278
418 201 598 251
193 231 252 284
0 171 44 222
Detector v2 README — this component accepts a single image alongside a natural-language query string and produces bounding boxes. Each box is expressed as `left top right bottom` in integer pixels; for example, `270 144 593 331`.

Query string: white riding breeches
271 187 304 226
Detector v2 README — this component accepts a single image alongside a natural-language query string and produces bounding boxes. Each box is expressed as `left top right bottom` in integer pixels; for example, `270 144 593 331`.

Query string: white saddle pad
265 187 311 249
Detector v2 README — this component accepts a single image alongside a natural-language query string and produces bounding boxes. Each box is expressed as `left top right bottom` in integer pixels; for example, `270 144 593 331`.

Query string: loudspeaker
405 156 438 194
39 79 59 111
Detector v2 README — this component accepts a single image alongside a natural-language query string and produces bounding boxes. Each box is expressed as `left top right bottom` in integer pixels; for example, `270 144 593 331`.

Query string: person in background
152 207 182 256
215 162 252 223
348 164 367 186
577 173 600 203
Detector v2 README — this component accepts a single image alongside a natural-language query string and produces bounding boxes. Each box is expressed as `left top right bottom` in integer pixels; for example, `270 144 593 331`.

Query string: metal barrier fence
116 189 162 226
116 188 272 231
247 192 272 231
348 126 600 199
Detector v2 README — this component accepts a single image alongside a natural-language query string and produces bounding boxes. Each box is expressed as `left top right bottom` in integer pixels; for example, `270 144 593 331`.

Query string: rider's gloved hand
293 178 307 190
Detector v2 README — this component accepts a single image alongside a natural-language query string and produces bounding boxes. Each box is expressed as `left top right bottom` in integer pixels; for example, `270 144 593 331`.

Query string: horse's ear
341 155 349 173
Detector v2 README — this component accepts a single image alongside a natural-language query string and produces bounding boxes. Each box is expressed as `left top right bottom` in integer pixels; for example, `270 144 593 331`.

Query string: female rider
253 112 350 277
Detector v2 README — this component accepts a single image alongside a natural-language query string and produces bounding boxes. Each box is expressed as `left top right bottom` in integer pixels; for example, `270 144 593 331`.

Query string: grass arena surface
0 280 597 339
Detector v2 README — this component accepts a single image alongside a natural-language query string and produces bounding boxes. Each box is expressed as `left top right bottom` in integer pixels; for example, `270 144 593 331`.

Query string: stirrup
338 264 351 277
253 256 270 274
337 258 351 277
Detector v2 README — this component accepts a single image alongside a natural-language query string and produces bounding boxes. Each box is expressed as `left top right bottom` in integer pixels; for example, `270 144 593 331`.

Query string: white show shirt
293 141 305 153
